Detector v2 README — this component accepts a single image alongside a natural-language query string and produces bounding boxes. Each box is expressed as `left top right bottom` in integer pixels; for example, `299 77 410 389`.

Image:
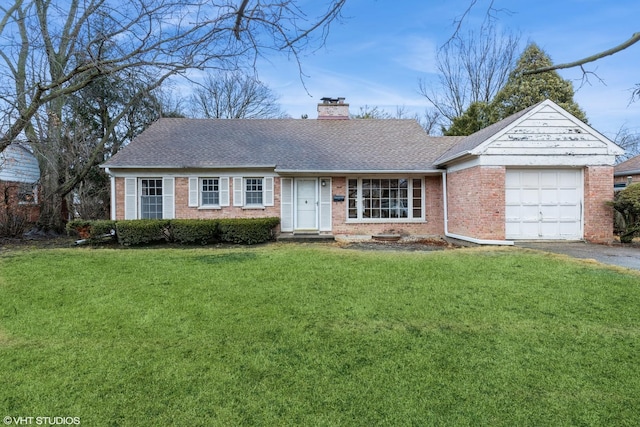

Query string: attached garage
505 169 582 240
436 99 623 244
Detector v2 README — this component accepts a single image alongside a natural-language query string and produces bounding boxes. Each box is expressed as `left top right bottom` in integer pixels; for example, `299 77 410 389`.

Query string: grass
0 243 639 426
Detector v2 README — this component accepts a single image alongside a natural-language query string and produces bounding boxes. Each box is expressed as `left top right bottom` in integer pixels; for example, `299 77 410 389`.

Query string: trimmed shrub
116 219 171 246
171 219 220 245
67 217 280 246
90 220 117 238
611 183 640 243
218 217 280 244
66 220 93 238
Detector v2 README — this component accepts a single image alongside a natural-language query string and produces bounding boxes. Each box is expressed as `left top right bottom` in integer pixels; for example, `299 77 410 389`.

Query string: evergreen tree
443 102 495 136
444 43 588 136
492 43 587 123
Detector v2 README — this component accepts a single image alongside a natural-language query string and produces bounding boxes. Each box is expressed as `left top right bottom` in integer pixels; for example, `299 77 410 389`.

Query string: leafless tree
0 0 346 230
418 22 520 127
191 71 285 119
615 126 640 163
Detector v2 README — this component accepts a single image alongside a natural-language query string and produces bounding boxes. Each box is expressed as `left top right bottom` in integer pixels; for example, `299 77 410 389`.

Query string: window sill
243 205 265 210
345 218 426 224
197 205 221 210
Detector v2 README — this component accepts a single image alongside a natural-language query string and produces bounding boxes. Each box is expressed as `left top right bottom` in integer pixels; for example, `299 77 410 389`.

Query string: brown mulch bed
1 235 460 253
338 238 459 252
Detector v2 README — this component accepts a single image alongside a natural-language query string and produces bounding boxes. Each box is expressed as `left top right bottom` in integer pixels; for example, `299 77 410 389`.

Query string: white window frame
200 177 220 207
347 177 425 222
139 178 164 219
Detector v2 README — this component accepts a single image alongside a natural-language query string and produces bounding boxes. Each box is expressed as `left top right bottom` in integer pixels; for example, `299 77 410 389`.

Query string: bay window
348 178 423 221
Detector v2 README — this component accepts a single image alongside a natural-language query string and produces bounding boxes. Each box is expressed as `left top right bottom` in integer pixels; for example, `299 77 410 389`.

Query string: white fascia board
105 167 278 177
274 169 444 175
102 164 276 170
477 154 618 167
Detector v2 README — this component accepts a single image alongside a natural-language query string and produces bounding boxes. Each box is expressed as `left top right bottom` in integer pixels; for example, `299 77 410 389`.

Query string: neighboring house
101 98 623 244
0 142 40 224
614 155 640 190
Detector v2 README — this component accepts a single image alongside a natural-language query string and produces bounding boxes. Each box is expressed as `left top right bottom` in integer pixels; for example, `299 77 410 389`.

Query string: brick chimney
317 97 349 120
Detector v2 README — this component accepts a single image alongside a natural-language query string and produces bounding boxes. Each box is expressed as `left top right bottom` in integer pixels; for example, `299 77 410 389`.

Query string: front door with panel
295 178 318 230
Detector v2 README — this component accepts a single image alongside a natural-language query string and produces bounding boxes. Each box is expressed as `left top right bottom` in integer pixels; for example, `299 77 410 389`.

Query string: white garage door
505 169 582 240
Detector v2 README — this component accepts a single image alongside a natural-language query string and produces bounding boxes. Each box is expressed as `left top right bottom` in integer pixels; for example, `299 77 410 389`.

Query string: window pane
245 178 263 205
141 179 162 219
18 184 36 204
350 178 421 220
348 179 358 218
412 179 422 218
202 178 219 205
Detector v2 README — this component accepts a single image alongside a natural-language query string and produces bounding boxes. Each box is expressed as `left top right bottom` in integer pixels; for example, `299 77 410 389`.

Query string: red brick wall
113 176 280 220
0 180 40 225
174 177 280 219
446 166 505 240
584 166 615 243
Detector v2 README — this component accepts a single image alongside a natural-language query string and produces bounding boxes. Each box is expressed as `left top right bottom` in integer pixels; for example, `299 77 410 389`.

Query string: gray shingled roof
615 155 640 175
434 102 540 165
102 118 463 172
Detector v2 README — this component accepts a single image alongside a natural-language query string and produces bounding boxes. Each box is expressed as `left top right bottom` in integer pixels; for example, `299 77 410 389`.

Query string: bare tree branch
523 32 640 75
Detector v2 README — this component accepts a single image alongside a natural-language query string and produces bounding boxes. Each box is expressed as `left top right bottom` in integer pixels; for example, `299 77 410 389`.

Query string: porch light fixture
321 180 327 187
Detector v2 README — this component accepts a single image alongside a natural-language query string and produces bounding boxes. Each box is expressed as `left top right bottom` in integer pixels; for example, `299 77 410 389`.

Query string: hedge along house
101 98 623 244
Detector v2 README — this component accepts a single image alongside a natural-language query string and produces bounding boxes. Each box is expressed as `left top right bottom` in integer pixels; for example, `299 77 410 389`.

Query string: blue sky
256 0 639 139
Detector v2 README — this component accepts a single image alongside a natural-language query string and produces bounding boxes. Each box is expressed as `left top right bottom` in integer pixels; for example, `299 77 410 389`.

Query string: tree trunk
36 168 67 233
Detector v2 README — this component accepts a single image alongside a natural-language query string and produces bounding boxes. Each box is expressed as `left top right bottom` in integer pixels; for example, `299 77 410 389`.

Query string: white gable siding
0 144 40 183
482 105 611 157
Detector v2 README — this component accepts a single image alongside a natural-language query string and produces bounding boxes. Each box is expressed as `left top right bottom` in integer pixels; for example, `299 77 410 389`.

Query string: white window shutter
233 177 243 206
124 178 137 219
280 178 293 232
264 177 274 206
163 177 175 219
188 177 199 207
319 178 332 231
220 177 230 206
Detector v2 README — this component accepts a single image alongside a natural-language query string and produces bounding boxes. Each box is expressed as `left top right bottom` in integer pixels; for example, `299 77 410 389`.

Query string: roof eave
434 151 474 167
101 164 278 170
274 168 444 175
615 169 640 176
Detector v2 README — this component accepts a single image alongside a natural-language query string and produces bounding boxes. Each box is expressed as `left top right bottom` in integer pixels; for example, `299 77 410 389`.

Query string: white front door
505 169 583 240
295 178 318 230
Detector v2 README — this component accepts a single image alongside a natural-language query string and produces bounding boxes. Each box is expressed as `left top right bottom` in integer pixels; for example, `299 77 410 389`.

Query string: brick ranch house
101 98 623 244
0 142 40 226
614 154 640 190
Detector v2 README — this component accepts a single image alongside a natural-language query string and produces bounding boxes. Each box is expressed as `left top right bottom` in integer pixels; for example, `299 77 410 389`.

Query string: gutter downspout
105 167 116 221
442 171 514 246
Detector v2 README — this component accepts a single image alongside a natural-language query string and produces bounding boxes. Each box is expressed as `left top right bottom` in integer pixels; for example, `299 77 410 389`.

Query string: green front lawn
1 244 639 426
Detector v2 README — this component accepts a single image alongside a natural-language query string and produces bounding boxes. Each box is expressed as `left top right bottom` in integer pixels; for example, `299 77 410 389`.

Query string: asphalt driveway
516 241 640 271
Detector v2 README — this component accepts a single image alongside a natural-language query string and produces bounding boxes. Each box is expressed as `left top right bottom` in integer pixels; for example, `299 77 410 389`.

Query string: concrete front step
277 233 335 243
